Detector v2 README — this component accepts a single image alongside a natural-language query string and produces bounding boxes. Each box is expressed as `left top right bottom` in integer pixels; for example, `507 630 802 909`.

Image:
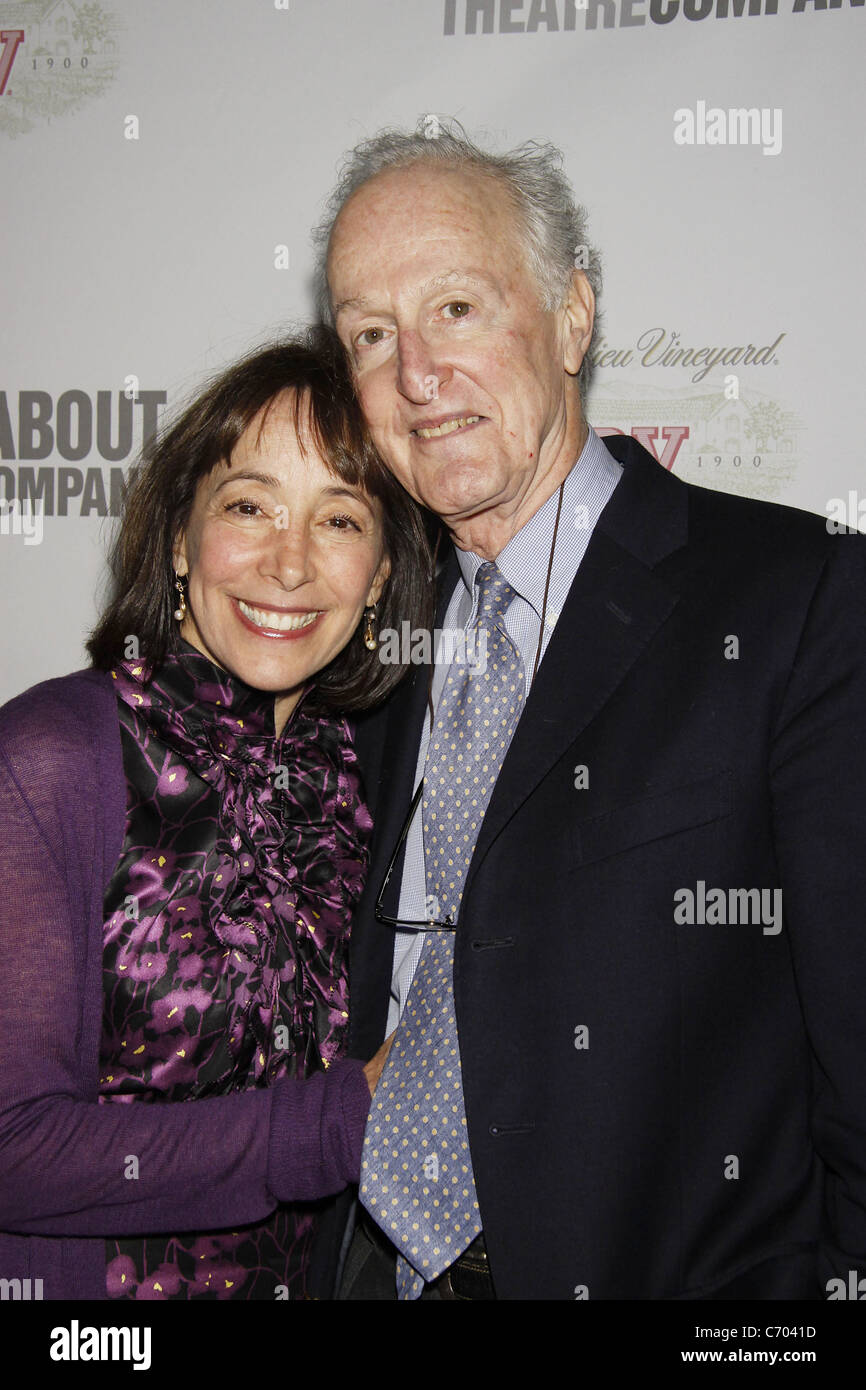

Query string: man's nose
262 520 316 589
395 330 452 405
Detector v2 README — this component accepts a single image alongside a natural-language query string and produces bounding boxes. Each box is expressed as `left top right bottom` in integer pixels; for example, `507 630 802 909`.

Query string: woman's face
174 391 390 732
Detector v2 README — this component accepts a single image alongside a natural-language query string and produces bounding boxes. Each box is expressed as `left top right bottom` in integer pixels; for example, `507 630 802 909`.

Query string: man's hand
363 1031 395 1096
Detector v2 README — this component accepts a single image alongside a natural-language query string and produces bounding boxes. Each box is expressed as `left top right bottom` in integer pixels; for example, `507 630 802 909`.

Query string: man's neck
448 420 589 560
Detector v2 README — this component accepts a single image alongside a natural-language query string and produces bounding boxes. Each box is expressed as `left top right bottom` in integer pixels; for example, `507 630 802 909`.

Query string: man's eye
442 301 471 319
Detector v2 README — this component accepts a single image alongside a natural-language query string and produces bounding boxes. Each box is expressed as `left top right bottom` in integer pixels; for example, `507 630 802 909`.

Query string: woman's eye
326 513 361 531
224 497 263 517
442 301 471 319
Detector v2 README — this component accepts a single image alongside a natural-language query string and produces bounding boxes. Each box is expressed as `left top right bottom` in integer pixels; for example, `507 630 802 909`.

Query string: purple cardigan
0 669 370 1300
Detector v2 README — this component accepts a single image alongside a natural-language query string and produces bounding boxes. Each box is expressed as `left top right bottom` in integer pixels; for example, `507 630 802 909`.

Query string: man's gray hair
312 117 602 392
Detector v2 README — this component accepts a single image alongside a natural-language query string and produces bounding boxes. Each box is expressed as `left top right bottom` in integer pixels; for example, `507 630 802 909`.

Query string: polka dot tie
360 563 525 1299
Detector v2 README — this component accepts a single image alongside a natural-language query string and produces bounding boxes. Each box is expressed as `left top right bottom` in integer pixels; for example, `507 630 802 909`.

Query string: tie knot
474 562 516 624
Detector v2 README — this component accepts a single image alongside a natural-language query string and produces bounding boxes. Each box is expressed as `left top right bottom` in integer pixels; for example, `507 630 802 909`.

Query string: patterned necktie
360 563 525 1298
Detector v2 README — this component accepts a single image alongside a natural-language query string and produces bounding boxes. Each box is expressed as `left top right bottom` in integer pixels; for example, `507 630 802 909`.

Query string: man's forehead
333 269 496 320
329 163 514 254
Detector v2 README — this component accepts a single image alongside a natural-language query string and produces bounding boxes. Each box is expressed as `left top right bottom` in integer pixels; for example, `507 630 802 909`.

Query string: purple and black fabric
0 666 370 1302
100 641 372 1299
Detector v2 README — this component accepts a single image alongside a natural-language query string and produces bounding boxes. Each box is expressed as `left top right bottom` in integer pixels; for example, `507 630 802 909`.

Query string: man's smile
411 414 484 439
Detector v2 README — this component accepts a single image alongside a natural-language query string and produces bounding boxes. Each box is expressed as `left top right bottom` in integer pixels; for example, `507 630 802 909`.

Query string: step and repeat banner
1 0 862 703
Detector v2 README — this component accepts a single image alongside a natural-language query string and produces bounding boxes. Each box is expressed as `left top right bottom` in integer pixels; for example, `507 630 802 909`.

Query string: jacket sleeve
0 690 370 1237
769 532 866 1291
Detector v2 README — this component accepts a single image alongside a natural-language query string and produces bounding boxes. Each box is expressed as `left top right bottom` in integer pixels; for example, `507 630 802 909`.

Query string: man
312 120 866 1299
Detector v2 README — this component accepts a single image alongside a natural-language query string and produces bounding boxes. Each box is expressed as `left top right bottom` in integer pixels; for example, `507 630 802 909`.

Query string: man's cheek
367 399 396 452
357 381 385 429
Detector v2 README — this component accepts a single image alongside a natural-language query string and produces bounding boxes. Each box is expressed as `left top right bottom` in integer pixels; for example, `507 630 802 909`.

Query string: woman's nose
261 520 316 589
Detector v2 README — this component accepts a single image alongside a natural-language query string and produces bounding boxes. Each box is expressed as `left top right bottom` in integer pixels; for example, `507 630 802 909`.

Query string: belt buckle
436 1253 486 1301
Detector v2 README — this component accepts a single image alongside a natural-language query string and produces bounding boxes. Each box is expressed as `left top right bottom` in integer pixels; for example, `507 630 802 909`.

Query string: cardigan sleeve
0 678 370 1237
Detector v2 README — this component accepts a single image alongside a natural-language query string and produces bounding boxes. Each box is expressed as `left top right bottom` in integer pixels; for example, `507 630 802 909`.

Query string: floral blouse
98 640 372 1298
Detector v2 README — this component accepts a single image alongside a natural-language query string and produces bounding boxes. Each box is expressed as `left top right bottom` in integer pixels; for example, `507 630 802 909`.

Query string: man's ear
562 268 595 377
367 555 391 607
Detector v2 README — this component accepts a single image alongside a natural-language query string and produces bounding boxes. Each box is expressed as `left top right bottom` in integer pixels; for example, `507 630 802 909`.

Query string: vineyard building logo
593 390 801 502
0 0 121 138
585 324 799 501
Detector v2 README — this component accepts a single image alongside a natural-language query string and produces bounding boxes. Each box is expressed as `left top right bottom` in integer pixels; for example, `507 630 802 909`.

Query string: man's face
328 164 591 534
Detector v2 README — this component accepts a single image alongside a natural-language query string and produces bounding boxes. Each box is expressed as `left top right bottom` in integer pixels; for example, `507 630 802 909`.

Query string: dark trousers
338 1216 447 1300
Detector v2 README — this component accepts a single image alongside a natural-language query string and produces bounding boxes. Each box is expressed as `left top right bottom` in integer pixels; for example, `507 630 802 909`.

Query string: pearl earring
173 572 188 622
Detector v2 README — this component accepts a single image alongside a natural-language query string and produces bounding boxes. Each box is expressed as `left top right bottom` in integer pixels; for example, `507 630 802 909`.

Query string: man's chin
410 461 512 524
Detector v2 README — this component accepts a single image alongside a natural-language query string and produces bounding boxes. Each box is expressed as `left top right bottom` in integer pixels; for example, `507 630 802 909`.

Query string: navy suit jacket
315 435 866 1300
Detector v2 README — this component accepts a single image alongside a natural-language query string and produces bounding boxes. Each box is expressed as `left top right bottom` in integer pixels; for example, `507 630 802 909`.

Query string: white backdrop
1 0 863 704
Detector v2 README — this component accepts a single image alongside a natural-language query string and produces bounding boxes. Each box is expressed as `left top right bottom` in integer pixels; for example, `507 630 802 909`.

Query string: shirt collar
454 426 619 621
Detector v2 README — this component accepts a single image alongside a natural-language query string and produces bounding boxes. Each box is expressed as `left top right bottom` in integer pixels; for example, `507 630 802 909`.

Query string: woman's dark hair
87 328 435 711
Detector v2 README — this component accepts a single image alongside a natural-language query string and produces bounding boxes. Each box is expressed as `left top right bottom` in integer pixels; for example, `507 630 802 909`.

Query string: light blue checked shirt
385 427 622 1032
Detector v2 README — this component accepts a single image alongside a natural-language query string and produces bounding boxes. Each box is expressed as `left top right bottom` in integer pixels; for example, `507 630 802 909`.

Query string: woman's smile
234 597 325 636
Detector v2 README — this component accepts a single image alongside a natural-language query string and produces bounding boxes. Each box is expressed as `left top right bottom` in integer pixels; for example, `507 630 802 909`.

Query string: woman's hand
363 1031 396 1096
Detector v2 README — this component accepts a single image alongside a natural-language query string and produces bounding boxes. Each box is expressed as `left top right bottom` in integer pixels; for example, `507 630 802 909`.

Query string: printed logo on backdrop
0 0 122 139
442 0 863 37
0 386 167 524
586 327 802 501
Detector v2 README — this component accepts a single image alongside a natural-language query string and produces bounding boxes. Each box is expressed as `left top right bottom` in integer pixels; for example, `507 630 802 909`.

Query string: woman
0 333 432 1300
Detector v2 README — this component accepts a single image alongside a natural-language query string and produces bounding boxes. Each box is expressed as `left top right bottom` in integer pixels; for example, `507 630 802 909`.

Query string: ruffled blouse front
98 641 372 1298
